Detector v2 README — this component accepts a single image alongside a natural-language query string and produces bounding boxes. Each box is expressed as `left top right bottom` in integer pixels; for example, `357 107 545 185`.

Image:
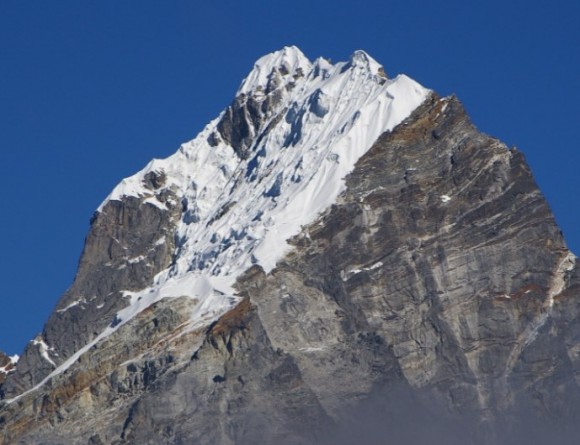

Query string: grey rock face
1 93 579 445
2 185 181 398
0 352 14 388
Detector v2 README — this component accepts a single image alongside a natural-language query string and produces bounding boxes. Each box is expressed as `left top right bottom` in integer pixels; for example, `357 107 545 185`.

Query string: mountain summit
1 47 579 444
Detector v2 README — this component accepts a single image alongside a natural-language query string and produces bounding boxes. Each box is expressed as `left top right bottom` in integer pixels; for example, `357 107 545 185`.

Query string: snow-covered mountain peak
237 46 312 96
63 48 430 394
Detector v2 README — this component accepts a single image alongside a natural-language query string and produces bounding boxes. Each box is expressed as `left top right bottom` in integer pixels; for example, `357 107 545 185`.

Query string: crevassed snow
7 48 429 403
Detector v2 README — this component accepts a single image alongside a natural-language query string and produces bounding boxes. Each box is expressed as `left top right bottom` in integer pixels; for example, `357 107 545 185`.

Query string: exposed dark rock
217 93 263 159
142 170 166 190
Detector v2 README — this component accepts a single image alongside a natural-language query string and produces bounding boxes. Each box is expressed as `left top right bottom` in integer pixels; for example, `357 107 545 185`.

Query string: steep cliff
1 47 578 444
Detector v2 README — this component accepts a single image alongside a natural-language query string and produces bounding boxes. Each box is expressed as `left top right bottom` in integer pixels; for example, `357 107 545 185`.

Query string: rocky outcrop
2 181 181 399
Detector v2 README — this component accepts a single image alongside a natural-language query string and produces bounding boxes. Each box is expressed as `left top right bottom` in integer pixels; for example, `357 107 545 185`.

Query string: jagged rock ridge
1 47 579 445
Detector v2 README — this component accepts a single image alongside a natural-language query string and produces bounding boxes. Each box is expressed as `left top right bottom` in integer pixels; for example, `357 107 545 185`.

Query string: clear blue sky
1 1 579 355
